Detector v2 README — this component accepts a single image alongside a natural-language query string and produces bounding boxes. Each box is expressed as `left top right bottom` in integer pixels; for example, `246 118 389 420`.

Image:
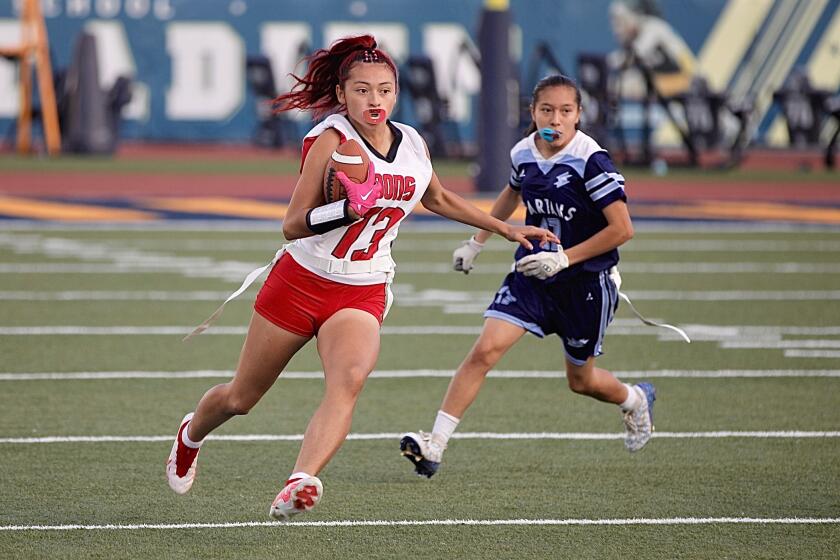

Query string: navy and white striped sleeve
583 151 627 208
508 143 530 191
509 163 523 191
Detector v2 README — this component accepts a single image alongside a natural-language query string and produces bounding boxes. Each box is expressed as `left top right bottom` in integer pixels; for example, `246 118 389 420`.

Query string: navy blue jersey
509 130 626 281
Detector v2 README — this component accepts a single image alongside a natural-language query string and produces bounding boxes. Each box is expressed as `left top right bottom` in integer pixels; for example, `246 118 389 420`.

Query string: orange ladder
0 0 61 155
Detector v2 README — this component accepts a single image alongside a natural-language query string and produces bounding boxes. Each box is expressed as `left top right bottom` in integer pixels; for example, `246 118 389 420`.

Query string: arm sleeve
583 151 627 209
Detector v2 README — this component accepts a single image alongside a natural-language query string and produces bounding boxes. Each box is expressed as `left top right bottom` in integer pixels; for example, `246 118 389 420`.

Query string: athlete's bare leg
187 312 310 441
439 318 526 418
292 308 381 475
564 356 629 404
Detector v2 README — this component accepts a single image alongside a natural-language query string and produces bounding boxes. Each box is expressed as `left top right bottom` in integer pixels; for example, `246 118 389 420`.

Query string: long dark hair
525 74 582 136
273 35 398 120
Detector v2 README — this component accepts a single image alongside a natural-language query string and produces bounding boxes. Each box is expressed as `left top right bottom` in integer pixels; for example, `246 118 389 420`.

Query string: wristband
306 199 354 234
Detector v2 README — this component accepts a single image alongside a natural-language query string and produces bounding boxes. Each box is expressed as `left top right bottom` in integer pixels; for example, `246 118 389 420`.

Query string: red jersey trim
300 129 347 172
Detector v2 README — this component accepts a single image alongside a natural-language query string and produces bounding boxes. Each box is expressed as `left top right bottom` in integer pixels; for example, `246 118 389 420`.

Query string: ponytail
273 35 398 120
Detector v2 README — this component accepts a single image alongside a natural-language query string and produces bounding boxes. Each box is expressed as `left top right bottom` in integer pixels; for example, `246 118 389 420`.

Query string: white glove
515 249 569 280
452 236 485 274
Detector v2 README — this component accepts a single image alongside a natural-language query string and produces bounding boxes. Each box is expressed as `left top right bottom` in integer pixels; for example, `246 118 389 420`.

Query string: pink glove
336 162 382 217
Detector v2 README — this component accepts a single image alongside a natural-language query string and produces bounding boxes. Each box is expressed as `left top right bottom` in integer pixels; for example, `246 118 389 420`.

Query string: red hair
273 34 398 121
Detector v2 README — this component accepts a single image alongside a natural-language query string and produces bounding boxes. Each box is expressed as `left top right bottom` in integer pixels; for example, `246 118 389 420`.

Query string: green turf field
1 222 839 559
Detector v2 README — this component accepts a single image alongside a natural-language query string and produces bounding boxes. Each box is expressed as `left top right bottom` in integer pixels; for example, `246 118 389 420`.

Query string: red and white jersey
286 114 433 285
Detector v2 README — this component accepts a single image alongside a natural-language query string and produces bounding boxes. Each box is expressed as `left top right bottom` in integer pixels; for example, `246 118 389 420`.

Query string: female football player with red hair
165 34 557 520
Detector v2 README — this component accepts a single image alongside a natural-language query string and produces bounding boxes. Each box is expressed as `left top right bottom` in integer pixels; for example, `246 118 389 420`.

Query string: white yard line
2 369 840 381
397 239 840 252
0 326 493 335
784 350 840 358
618 290 840 301
1 324 840 339
5 237 837 253
1 325 839 362
1 516 838 531
0 233 262 282
1 431 837 445
722 340 840 349
5 289 840 302
0 291 238 301
3 219 838 232
0 220 284 232
0 326 251 335
3 262 840 275
394 262 840 274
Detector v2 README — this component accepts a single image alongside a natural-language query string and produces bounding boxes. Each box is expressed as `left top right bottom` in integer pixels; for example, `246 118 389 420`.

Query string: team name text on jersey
377 173 416 201
525 198 577 221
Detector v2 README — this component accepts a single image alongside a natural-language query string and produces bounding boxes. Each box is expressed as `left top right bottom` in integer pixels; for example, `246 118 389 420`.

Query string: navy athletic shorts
484 269 619 366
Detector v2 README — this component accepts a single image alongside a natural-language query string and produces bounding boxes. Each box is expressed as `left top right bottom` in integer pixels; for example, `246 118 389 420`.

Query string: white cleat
269 476 323 521
400 431 445 478
165 412 200 494
623 382 657 452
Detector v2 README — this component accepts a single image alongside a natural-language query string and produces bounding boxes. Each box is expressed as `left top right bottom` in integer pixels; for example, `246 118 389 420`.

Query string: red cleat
165 413 201 494
269 476 323 520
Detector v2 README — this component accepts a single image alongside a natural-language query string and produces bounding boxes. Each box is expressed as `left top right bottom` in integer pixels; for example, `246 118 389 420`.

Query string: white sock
180 421 203 449
431 410 460 446
619 383 641 412
288 471 312 482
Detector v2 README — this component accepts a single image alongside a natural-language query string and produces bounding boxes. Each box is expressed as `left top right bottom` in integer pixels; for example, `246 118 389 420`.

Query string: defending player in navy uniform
401 75 656 478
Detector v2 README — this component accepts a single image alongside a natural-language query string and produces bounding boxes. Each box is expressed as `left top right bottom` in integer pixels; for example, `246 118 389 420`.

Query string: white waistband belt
286 244 393 275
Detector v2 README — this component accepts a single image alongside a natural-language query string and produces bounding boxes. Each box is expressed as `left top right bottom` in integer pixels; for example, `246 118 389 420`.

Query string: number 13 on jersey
331 207 406 261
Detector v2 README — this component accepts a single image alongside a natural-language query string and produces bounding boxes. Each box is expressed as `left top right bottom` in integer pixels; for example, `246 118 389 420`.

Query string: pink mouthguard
363 109 387 124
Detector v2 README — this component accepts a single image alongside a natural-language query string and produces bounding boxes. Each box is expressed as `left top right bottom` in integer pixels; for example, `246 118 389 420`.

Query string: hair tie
361 49 381 63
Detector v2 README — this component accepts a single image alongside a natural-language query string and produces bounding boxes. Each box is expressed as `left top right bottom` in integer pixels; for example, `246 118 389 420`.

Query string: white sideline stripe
0 326 250 335
785 350 840 359
620 290 840 301
395 262 840 274
1 517 838 532
3 262 840 275
722 340 840 349
3 324 840 337
3 369 840 381
1 431 838 444
6 238 838 253
4 289 840 302
397 239 840 253
0 291 240 301
0 326 489 336
3 219 837 232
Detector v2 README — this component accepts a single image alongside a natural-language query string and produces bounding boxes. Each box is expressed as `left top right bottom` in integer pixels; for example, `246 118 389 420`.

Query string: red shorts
254 252 387 338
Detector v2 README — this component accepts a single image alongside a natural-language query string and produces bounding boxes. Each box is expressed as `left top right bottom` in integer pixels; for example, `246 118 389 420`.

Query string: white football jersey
287 114 433 285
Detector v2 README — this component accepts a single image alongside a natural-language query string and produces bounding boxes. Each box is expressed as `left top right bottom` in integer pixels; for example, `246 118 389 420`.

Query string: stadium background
0 1 839 558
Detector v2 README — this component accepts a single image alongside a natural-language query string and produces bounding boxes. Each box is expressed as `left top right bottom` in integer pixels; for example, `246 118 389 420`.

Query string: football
324 139 370 203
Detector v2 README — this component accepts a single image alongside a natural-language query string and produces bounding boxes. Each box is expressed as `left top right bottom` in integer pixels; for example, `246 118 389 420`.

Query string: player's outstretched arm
421 171 557 250
452 185 521 273
472 185 521 244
